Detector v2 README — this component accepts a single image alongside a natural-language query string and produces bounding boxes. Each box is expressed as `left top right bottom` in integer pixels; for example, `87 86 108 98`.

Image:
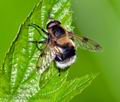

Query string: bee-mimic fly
29 20 102 74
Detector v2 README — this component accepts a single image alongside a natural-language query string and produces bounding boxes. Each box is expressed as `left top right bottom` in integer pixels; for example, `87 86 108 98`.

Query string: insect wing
37 48 55 74
74 35 102 52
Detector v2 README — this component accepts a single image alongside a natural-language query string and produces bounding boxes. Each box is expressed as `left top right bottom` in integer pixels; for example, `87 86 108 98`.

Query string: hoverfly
29 20 102 73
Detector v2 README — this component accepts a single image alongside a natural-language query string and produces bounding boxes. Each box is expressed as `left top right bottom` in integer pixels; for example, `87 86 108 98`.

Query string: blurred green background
0 0 120 102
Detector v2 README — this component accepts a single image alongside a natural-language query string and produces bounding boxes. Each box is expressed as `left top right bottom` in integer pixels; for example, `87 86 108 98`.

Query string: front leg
29 40 46 51
29 23 49 36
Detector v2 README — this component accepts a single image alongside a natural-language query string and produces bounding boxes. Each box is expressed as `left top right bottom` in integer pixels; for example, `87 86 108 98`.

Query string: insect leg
29 41 46 44
29 40 46 50
40 44 48 57
58 66 70 76
29 23 49 36
58 68 61 76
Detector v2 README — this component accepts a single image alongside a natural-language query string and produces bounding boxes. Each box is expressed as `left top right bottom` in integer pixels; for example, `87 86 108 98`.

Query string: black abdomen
55 45 76 62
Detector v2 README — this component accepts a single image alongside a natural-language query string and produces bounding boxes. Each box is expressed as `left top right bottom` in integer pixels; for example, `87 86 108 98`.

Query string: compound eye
52 26 65 37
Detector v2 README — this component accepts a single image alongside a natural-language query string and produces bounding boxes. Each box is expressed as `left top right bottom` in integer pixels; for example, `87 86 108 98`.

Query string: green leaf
0 0 98 102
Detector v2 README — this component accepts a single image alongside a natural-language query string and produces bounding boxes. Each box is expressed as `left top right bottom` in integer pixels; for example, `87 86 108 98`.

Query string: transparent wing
37 47 55 74
73 34 102 52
